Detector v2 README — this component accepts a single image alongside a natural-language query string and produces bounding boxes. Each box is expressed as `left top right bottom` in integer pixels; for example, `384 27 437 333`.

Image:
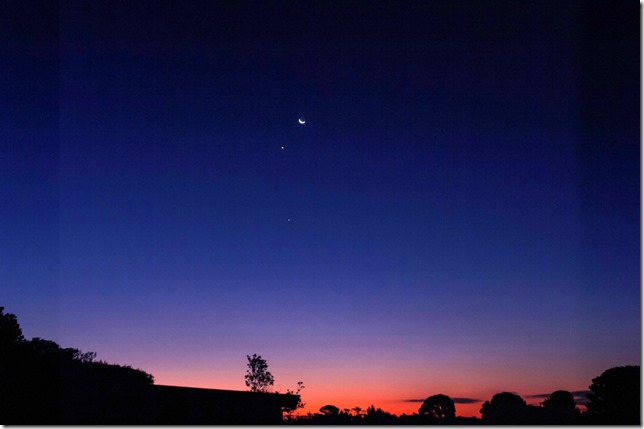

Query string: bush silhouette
362 405 397 424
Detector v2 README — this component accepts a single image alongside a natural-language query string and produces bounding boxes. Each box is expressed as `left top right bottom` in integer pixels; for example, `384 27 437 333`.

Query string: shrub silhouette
307 404 352 424
362 405 397 424
281 381 305 420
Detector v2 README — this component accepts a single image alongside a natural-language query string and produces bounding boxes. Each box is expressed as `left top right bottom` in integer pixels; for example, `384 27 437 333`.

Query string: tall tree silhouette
586 365 640 424
244 354 274 393
419 394 456 421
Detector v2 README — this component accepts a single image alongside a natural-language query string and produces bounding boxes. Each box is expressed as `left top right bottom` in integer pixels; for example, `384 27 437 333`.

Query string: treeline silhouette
0 307 639 424
288 366 640 425
0 307 154 424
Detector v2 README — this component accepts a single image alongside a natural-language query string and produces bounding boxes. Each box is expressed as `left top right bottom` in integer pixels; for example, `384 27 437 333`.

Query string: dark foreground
0 307 639 424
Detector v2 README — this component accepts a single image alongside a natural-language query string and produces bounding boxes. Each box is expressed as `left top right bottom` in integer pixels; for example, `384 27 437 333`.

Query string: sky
1 0 640 418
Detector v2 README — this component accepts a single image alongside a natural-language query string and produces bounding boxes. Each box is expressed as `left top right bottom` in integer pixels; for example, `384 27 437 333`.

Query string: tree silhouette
362 405 396 424
542 390 577 424
244 354 274 393
543 390 575 411
307 404 355 424
586 365 640 424
418 394 456 421
480 392 527 424
0 306 24 346
319 404 340 416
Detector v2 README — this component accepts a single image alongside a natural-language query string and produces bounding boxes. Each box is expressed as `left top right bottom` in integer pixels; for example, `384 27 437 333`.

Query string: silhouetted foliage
543 390 575 411
539 390 577 424
2 308 640 425
281 381 305 420
0 306 24 346
480 392 528 424
362 405 397 424
309 404 352 424
245 353 274 393
0 308 154 424
586 365 640 424
289 404 403 425
319 404 340 416
419 394 456 421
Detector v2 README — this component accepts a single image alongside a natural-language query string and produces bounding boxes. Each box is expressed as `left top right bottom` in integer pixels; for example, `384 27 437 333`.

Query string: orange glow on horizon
148 360 598 420
296 398 483 418
155 370 486 417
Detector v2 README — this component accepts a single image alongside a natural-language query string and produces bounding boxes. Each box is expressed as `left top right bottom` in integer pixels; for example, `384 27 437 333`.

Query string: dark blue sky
2 0 639 415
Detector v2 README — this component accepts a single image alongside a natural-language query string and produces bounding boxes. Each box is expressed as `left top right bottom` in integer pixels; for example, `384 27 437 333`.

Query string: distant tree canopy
540 390 577 424
586 365 640 425
419 394 456 420
244 354 274 393
480 392 527 424
319 404 340 416
543 390 575 412
362 405 397 424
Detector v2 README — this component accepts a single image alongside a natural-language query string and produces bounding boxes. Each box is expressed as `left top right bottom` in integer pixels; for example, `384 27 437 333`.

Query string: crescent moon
298 118 306 124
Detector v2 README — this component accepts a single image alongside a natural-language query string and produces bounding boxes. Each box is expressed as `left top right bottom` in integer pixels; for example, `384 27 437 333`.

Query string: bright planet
2 1 638 424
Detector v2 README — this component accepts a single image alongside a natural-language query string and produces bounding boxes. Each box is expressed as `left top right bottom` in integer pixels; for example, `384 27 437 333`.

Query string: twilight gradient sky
1 0 640 417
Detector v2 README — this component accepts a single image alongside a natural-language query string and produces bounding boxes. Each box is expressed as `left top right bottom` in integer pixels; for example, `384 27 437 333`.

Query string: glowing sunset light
3 0 638 424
